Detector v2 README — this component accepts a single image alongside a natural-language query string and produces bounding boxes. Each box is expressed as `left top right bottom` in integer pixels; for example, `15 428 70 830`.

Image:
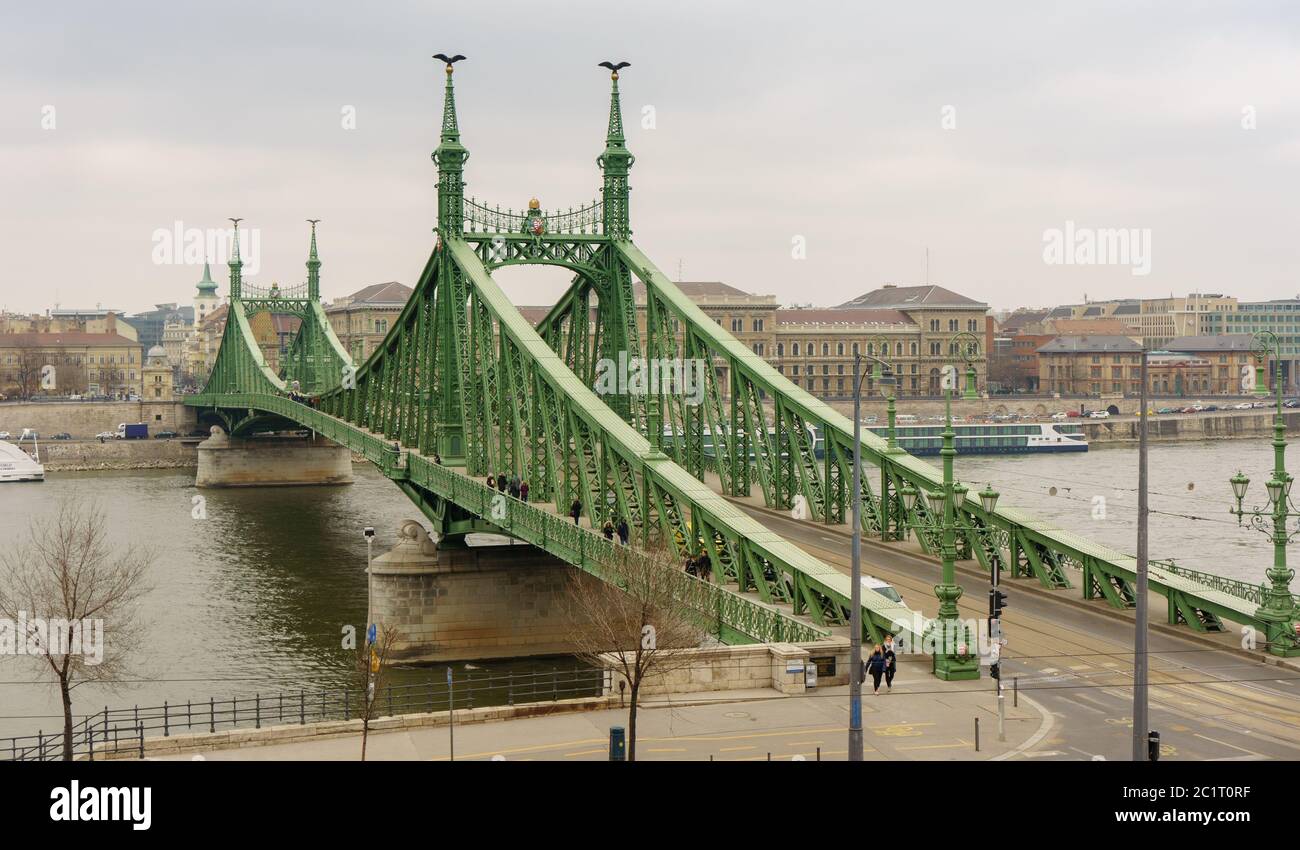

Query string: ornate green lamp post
897 331 990 680
1228 331 1300 657
869 336 902 454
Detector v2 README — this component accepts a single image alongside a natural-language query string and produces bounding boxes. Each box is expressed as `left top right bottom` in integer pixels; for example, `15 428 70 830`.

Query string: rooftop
1165 334 1254 352
775 308 914 327
837 284 986 310
1037 335 1144 354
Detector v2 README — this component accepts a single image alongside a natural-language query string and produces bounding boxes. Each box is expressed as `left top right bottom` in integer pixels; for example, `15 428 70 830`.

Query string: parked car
1051 411 1068 421
187 427 210 437
1285 399 1300 409
1233 402 1254 410
1066 410 1082 418
154 430 178 439
1156 407 1177 414
1180 406 1198 413
0 430 10 440
94 431 117 442
1203 404 1219 412
1088 410 1110 419
52 432 72 440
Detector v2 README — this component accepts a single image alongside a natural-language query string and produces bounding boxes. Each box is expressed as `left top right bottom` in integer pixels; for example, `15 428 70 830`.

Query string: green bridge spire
306 219 321 301
432 54 468 236
228 217 243 300
598 62 634 239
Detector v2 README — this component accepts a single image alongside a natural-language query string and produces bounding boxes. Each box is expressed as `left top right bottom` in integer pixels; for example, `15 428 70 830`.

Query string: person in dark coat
602 517 615 540
487 474 496 490
865 645 886 695
519 481 529 502
882 634 898 691
693 549 711 581
616 517 630 545
570 499 582 525
509 476 521 499
497 472 508 492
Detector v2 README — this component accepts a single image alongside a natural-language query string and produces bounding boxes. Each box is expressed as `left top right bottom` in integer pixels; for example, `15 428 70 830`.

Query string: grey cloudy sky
2 0 1297 315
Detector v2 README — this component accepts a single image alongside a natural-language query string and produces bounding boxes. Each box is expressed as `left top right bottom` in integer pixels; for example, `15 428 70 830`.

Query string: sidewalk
150 679 1049 762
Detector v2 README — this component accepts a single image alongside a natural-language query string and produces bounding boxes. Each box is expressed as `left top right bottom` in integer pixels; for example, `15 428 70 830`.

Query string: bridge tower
432 57 470 464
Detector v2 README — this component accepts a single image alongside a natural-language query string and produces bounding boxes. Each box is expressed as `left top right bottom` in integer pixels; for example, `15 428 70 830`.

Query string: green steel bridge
187 60 1299 666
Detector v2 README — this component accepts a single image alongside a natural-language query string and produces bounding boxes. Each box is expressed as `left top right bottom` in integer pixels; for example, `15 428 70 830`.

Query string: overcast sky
2 0 1298 316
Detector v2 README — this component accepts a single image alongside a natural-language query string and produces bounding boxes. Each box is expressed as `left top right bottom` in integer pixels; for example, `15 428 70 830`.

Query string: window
852 343 859 355
753 318 764 332
753 342 764 356
793 343 800 356
837 342 844 356
776 343 784 357
930 319 940 332
910 342 917 356
374 319 388 335
822 343 829 356
731 318 743 332
948 319 958 332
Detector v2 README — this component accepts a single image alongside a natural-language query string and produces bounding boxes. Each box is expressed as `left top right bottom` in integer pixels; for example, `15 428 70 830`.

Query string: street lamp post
898 332 993 681
1228 331 1300 657
849 352 896 761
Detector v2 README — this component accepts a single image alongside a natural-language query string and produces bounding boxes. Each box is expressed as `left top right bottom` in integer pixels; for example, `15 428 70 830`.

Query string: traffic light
988 588 1008 619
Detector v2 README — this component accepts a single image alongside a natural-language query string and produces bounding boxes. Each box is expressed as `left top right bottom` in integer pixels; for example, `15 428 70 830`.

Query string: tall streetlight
1228 331 1300 657
850 352 896 761
897 332 993 680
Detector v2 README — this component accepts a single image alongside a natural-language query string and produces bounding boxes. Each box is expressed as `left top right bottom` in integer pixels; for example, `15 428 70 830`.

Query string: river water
0 438 1287 739
0 465 585 740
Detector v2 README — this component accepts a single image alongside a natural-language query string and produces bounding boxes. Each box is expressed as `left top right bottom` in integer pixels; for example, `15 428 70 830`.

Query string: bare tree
564 546 704 761
0 497 153 760
352 622 401 761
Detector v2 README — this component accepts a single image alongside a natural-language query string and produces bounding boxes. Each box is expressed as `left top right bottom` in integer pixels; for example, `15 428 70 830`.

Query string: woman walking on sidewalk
866 644 886 695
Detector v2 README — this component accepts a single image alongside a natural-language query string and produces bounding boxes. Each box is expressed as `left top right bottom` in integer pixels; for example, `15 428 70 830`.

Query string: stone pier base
195 426 353 487
370 521 600 662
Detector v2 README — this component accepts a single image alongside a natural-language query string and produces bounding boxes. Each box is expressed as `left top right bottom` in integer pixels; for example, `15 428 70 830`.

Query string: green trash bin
609 726 626 761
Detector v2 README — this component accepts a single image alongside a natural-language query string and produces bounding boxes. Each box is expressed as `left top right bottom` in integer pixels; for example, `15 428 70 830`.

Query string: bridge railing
405 452 829 645
1153 559 1300 609
0 666 604 762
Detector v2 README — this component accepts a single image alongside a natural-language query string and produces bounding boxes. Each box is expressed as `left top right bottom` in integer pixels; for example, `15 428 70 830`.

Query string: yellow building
325 282 413 362
142 344 174 401
0 332 143 399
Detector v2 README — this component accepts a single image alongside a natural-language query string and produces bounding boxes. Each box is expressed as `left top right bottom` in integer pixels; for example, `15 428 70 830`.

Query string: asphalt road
734 502 1300 761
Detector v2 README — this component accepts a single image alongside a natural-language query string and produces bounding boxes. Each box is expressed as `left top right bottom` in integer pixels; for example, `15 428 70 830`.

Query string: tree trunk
627 683 639 762
60 677 74 761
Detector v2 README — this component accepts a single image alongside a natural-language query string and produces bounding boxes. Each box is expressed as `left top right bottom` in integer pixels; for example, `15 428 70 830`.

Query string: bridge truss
189 60 1298 659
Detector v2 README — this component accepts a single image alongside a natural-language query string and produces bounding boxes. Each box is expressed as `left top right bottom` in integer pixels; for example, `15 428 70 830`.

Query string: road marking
719 745 754 752
897 740 971 751
646 747 686 753
564 749 606 758
1193 733 1260 756
787 740 823 746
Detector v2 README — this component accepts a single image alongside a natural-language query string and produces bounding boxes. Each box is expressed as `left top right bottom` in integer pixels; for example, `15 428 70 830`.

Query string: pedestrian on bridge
616 517 629 546
570 498 583 525
487 474 496 490
497 472 508 492
882 635 897 691
865 645 886 695
519 480 529 502
509 475 521 499
602 517 615 540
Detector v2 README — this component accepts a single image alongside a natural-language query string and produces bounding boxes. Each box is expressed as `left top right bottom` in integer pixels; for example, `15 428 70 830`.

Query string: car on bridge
0 431 10 440
154 430 178 439
51 432 72 440
1088 410 1110 419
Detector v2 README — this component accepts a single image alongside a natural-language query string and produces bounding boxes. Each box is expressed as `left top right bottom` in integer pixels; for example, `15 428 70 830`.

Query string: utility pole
1132 348 1150 761
849 353 864 762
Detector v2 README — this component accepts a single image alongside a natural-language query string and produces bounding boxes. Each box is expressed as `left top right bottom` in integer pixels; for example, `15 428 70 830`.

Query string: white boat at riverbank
0 436 45 482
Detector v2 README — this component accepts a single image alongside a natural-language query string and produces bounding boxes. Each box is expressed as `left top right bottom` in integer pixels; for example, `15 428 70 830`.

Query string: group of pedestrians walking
863 634 899 695
487 472 529 502
600 514 631 545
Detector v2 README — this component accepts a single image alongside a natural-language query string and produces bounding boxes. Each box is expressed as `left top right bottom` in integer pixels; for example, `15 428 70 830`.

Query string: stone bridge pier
369 520 599 662
195 426 353 487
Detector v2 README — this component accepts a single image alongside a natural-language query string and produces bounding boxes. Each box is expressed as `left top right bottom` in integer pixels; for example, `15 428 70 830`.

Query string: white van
859 575 904 604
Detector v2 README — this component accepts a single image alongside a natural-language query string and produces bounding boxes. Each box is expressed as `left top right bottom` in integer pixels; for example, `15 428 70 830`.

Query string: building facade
0 332 143 399
325 282 413 362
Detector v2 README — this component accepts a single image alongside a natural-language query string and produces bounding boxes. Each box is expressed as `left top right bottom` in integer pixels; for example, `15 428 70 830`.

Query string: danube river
0 465 583 741
0 438 1285 739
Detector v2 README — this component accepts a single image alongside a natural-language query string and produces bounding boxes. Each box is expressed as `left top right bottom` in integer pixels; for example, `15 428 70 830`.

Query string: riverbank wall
1082 410 1300 446
0 400 195 438
39 439 198 471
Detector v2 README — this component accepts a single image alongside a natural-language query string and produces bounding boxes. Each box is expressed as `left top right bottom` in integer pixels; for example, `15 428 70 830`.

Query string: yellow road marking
897 739 972 751
564 749 606 758
646 747 686 753
719 745 755 752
